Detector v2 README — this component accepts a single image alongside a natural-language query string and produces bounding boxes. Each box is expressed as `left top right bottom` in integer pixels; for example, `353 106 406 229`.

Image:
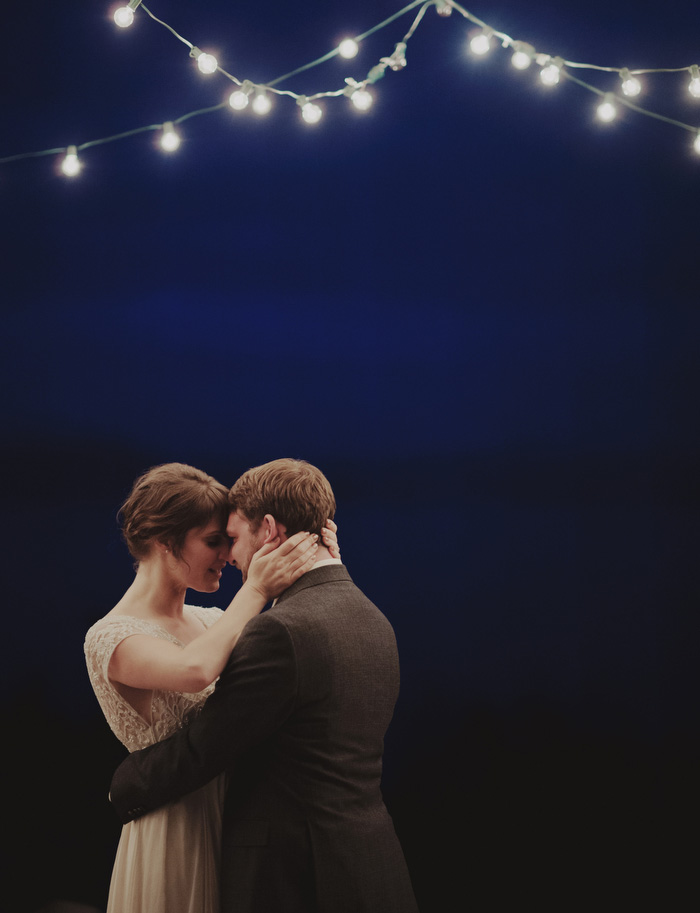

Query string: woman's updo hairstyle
118 463 229 563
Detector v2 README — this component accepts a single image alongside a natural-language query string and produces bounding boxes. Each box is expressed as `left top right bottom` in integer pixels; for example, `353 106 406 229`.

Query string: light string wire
2 0 700 168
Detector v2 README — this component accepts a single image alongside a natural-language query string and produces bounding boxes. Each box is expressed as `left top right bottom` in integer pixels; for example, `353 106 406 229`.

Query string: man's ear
261 514 288 543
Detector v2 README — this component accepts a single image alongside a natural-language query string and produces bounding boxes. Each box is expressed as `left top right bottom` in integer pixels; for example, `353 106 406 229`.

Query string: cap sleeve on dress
186 605 224 630
84 616 179 684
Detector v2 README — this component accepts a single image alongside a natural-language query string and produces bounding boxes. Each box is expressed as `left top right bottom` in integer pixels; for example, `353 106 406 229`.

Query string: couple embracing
85 457 418 913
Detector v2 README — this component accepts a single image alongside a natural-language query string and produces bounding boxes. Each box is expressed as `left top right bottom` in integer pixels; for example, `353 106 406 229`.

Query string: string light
4 0 700 172
159 121 180 151
338 38 359 59
620 68 642 97
469 27 493 57
540 56 563 87
60 146 81 177
385 41 407 70
435 0 453 16
229 80 253 111
252 89 272 115
350 87 373 111
190 47 218 74
113 1 141 29
597 92 618 123
297 97 324 124
511 41 535 71
688 65 700 98
113 7 134 28
694 130 700 154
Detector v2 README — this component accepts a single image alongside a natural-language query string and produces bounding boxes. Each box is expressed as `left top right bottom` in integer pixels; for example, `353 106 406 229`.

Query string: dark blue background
2 2 698 910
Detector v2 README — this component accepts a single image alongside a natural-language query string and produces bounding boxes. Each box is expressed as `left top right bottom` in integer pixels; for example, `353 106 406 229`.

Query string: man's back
221 565 417 912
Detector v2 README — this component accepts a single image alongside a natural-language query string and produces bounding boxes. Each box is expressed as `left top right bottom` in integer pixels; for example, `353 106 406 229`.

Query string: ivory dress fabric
85 606 225 913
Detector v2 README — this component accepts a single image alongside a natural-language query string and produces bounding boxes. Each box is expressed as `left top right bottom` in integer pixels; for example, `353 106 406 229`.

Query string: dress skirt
107 774 226 913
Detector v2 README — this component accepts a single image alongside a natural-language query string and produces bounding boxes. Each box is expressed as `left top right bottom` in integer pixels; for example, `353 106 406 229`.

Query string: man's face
226 510 264 582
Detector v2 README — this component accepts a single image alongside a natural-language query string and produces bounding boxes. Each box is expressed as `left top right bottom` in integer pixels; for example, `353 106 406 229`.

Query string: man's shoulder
272 565 390 629
276 563 357 604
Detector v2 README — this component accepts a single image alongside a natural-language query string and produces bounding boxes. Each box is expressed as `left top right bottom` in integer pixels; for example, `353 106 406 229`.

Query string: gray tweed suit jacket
110 564 418 913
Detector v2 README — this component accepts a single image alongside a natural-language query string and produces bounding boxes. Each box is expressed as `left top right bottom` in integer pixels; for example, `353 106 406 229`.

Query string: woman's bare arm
108 532 318 693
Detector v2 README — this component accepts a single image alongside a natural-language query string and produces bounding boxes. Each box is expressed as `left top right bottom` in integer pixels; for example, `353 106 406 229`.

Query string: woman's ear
154 539 171 555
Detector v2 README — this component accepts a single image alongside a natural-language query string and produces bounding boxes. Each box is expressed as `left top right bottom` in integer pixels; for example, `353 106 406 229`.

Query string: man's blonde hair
229 458 336 538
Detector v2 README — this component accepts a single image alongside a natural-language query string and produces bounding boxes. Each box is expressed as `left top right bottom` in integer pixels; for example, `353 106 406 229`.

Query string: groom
110 458 418 913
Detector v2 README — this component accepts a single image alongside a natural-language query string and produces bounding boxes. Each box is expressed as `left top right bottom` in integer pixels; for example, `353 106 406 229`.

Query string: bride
84 462 338 913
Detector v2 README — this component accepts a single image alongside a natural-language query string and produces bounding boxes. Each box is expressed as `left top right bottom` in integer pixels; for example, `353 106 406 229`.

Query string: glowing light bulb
469 29 492 56
511 42 535 71
252 90 272 115
160 122 180 152
435 0 453 16
350 88 373 111
113 6 134 28
229 89 249 110
300 101 323 124
540 57 562 87
198 53 218 74
689 66 700 98
61 146 81 177
620 69 641 97
338 38 359 59
694 131 700 154
597 92 617 123
190 47 218 74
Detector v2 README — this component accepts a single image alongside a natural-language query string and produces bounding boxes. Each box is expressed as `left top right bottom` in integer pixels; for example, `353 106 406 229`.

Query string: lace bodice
84 605 223 753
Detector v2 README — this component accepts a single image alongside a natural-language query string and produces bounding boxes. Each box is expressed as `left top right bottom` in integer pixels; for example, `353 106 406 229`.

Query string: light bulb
190 48 218 74
694 132 700 154
620 69 641 97
113 6 134 28
689 66 700 98
160 122 180 152
511 43 534 71
229 89 249 111
338 39 359 59
300 101 323 124
469 30 492 56
350 88 373 111
61 146 81 177
540 60 561 87
197 53 218 74
435 0 453 16
597 93 617 123
252 91 272 115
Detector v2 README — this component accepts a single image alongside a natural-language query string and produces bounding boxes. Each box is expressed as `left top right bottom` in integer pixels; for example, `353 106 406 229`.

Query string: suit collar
275 564 351 606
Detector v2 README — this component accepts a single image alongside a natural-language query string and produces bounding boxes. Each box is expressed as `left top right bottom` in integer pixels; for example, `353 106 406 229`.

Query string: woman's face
175 519 230 592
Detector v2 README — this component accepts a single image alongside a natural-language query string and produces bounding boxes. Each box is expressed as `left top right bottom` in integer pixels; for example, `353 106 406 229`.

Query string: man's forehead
226 510 249 534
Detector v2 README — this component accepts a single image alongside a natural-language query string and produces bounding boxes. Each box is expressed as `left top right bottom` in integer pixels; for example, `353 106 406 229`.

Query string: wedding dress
84 606 225 913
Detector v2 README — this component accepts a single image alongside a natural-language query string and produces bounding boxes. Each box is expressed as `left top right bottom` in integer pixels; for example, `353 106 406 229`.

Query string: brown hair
119 463 229 563
228 458 335 539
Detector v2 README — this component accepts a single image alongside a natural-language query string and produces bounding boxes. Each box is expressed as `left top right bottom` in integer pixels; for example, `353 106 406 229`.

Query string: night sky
2 2 698 911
